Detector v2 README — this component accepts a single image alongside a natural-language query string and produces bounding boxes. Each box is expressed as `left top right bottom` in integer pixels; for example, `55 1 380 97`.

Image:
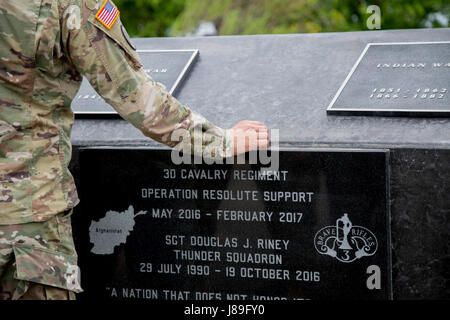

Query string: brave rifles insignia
314 214 378 263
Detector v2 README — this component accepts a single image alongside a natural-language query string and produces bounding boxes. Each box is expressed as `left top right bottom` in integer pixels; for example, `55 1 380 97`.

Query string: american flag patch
95 0 120 29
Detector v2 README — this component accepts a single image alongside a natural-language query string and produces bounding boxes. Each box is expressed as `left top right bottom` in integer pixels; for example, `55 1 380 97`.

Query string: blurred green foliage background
115 0 449 37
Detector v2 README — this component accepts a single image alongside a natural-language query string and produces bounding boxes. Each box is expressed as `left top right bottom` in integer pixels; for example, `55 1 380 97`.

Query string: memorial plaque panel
74 148 391 300
72 49 198 116
327 42 450 117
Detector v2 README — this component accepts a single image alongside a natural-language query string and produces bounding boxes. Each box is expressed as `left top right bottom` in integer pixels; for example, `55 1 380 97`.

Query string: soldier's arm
59 0 268 157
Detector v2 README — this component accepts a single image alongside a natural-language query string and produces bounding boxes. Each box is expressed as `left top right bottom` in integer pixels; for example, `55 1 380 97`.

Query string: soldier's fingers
249 135 269 149
232 126 270 154
258 131 269 139
242 120 263 125
242 127 268 136
258 139 269 150
258 134 270 145
248 124 267 131
254 125 268 131
240 121 264 128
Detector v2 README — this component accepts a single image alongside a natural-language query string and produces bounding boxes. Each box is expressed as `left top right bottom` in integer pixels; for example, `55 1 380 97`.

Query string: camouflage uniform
0 210 79 299
0 0 232 299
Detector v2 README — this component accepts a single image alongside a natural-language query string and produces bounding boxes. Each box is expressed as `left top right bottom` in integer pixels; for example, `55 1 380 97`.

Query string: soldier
0 0 269 300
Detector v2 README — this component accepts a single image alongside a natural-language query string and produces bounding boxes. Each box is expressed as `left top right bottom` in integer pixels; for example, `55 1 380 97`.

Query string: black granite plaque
72 49 198 117
327 42 450 117
73 148 391 300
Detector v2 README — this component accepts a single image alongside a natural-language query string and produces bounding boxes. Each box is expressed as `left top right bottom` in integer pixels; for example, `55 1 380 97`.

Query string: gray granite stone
69 28 450 299
71 28 450 149
389 149 450 299
328 42 450 116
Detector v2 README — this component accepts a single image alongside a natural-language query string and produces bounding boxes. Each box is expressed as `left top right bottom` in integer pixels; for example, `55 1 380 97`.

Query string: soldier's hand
229 120 270 156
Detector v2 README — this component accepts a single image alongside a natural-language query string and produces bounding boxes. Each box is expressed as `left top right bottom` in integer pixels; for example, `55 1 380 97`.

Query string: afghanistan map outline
89 205 147 255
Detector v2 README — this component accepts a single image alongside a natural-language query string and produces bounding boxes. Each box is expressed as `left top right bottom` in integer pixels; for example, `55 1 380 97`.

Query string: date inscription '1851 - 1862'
327 42 449 117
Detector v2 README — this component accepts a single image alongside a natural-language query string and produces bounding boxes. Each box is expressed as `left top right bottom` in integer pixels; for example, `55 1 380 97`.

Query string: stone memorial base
69 28 450 300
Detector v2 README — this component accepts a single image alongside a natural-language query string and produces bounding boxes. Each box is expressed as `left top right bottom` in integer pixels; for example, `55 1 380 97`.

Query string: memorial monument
70 27 450 300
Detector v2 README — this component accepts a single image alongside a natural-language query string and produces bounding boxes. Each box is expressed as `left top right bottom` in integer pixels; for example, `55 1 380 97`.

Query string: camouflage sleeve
59 0 233 158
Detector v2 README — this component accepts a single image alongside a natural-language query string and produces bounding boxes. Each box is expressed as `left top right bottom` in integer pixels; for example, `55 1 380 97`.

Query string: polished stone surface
69 28 450 300
71 28 450 149
73 149 390 300
328 42 450 117
389 149 450 299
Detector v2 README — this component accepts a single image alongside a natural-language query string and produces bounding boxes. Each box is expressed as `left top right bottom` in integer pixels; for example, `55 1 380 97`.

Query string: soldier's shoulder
84 0 100 10
58 0 99 12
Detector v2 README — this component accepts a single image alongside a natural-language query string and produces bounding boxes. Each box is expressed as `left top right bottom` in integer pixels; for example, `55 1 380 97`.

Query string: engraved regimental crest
314 214 378 263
